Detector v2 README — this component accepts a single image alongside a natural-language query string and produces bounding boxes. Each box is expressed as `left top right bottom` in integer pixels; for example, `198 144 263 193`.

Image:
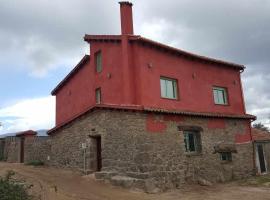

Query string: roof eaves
129 36 245 70
15 130 37 137
84 35 122 42
143 107 256 120
51 55 90 95
48 104 256 134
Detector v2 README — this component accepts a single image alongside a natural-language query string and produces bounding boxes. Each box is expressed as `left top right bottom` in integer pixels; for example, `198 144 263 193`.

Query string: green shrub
26 160 44 166
0 170 33 200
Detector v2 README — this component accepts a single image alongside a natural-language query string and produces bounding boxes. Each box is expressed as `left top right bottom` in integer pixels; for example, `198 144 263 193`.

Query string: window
184 131 202 153
213 87 228 105
160 77 178 99
220 152 232 161
95 51 102 73
95 88 101 104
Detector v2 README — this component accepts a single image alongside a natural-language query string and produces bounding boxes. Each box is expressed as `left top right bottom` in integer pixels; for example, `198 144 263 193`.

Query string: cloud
135 0 270 126
0 0 119 77
0 0 269 127
0 96 55 134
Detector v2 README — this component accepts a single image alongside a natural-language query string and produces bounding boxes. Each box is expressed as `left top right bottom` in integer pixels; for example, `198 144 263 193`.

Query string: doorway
89 135 102 171
20 137 25 163
256 143 267 174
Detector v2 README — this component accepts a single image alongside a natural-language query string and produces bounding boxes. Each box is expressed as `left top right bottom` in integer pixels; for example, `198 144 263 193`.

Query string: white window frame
95 51 102 73
213 86 228 105
95 88 101 104
160 77 178 99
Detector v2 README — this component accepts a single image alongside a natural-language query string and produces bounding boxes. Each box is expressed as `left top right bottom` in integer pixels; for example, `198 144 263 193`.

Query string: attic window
95 51 102 73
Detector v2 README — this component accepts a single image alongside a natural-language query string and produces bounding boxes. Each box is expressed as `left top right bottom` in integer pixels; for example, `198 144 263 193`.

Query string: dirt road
0 162 269 200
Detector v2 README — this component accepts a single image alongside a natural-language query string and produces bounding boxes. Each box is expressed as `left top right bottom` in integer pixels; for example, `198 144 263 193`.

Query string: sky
0 0 270 134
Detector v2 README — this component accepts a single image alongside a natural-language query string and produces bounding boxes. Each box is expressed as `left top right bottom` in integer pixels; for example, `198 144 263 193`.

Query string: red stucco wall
55 40 247 126
133 43 246 115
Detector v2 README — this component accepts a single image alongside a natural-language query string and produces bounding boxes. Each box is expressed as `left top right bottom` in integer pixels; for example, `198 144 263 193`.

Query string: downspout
249 119 256 175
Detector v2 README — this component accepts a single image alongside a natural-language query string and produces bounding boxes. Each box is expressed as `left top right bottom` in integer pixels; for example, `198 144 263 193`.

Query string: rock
198 178 213 186
95 171 118 180
145 179 160 194
110 175 137 189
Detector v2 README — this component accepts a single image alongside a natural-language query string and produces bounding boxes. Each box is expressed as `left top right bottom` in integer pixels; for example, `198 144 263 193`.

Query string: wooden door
20 137 25 163
96 136 102 171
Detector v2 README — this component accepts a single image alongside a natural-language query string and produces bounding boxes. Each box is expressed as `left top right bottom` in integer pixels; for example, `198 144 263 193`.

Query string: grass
0 170 33 200
26 160 44 166
239 174 270 186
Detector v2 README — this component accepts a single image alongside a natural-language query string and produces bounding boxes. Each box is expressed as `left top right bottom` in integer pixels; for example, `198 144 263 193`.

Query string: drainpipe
249 120 256 175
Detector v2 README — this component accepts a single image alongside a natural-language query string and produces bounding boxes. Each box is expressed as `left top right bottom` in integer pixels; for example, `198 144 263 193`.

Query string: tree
253 122 270 133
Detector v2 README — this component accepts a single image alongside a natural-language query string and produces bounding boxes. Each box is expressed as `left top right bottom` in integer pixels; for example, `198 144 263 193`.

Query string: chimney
119 1 134 35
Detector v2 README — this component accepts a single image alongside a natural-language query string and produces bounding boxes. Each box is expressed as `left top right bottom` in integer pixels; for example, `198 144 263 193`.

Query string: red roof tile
84 34 245 70
16 130 37 137
48 104 256 134
252 128 270 142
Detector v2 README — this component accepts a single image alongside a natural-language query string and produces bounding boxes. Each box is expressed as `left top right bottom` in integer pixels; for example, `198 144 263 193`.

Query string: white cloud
0 96 55 134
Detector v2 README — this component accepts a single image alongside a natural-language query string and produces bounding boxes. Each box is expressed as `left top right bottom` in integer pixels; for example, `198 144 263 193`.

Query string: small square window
95 88 101 104
95 51 102 73
213 87 228 105
160 77 178 99
184 131 202 153
220 152 232 161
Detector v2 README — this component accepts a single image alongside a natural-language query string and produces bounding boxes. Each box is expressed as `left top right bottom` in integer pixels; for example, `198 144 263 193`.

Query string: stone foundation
50 109 254 192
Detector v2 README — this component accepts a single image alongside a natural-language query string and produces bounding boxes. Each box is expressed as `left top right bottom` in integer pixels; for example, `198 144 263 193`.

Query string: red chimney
119 1 134 35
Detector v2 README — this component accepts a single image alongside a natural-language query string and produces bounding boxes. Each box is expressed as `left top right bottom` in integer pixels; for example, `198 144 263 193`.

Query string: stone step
95 171 118 180
126 172 150 179
79 169 94 175
110 175 145 189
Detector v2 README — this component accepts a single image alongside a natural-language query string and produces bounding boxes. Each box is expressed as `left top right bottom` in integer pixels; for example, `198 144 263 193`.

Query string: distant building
252 128 270 174
48 2 256 192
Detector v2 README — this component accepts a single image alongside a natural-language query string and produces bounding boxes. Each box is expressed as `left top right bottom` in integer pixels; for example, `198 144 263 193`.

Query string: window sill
220 160 232 164
184 152 202 157
214 103 230 106
161 97 179 101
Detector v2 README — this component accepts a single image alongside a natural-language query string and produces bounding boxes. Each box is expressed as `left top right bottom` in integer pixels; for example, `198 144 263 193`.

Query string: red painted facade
52 1 253 138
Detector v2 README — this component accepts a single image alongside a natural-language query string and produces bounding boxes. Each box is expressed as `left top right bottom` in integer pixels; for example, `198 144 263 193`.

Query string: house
48 2 256 192
252 128 270 175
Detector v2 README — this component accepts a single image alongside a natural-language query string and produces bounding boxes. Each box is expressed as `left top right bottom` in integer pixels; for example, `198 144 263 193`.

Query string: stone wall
24 136 51 164
3 137 20 162
1 136 51 164
50 109 254 191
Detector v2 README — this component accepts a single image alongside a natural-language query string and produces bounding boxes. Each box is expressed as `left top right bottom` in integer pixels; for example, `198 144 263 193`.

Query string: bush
0 170 33 200
26 160 44 166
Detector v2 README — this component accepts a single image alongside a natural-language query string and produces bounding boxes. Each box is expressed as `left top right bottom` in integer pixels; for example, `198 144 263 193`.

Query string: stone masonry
24 136 51 164
3 137 21 162
50 109 254 192
1 136 51 164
